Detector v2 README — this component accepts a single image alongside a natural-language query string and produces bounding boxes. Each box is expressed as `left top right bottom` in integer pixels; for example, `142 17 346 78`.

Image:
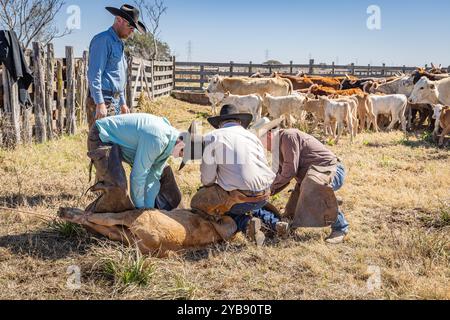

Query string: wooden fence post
81 50 89 124
126 55 134 108
172 56 176 91
1 63 21 147
289 61 293 75
308 59 314 75
45 43 54 140
199 64 205 90
230 61 234 77
56 59 65 134
66 46 76 135
248 61 253 76
150 59 155 100
75 59 83 126
32 42 47 143
22 51 32 144
331 62 335 75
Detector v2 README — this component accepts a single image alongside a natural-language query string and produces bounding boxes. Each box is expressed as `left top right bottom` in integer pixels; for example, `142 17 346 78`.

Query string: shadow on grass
0 193 78 208
0 228 95 261
182 242 246 262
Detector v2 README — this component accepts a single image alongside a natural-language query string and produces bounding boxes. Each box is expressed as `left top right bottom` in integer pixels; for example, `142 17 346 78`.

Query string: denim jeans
227 200 281 233
330 163 349 233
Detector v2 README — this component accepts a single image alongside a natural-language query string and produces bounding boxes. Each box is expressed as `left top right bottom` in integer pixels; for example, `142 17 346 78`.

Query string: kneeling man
258 120 350 244
185 105 289 246
87 113 186 213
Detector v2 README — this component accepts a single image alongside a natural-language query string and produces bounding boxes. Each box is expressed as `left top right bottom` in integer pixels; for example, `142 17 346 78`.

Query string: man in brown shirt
255 119 349 244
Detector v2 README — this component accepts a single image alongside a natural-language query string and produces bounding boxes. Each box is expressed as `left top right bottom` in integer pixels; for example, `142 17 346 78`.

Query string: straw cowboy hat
106 4 147 34
250 116 285 137
207 105 253 129
179 121 204 171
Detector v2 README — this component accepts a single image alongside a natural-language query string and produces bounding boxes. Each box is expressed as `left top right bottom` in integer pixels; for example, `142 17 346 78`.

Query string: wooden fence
0 42 174 149
174 59 450 91
0 43 88 148
126 56 175 108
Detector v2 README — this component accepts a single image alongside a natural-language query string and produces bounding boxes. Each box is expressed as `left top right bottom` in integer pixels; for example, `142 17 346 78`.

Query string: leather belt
102 90 121 100
239 189 270 198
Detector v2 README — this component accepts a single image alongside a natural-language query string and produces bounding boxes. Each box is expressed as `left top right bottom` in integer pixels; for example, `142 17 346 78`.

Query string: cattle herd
206 65 450 146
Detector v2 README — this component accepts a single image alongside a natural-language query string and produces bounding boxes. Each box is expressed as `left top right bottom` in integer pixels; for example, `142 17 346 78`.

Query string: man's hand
120 105 130 114
95 103 108 120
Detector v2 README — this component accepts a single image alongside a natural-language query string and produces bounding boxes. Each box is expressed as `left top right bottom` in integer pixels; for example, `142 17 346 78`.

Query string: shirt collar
222 122 242 129
108 27 123 43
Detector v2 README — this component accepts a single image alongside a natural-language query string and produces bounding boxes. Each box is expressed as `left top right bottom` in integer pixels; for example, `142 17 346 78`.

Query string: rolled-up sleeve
271 134 300 195
88 36 109 105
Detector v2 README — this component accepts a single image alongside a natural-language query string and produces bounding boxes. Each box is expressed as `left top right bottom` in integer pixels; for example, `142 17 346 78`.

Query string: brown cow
435 106 450 146
308 84 364 97
59 207 237 257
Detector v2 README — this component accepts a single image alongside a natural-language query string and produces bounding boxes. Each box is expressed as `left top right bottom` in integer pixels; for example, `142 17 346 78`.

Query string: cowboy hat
250 116 285 138
179 121 204 171
106 4 147 34
207 105 253 129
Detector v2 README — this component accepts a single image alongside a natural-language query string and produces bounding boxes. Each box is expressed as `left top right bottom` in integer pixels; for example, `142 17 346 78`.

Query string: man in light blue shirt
87 5 147 128
87 113 186 213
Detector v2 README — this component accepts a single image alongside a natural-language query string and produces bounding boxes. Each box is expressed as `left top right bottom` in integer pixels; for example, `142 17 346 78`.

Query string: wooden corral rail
174 59 449 91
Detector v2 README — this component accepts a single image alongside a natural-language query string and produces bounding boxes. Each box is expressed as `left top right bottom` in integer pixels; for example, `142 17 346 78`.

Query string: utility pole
187 40 192 62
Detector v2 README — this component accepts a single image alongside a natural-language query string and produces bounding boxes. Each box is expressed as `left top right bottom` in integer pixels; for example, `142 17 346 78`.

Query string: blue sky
53 0 450 66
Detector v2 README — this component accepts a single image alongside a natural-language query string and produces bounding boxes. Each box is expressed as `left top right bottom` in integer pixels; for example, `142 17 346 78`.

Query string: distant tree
125 32 171 60
0 0 71 48
263 60 283 65
128 0 170 60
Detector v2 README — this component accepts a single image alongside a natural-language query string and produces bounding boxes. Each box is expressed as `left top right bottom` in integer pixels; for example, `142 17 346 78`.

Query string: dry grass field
0 96 448 300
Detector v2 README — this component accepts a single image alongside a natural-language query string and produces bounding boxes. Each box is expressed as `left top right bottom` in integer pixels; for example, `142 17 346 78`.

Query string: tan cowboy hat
250 116 285 138
106 4 147 34
179 121 204 171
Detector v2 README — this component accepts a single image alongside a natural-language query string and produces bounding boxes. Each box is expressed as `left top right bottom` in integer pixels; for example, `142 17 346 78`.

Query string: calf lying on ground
58 207 237 257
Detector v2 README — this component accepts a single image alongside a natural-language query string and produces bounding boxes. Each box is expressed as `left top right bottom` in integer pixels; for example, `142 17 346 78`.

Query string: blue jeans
227 200 281 233
331 163 349 233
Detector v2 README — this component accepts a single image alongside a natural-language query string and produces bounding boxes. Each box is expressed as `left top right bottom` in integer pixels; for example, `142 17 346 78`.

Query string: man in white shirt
186 105 289 246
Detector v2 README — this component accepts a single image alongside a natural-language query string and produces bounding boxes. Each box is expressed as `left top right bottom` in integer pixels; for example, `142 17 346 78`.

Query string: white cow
206 92 263 121
263 93 306 127
318 96 355 144
409 76 450 106
368 94 408 133
372 75 415 96
432 104 445 138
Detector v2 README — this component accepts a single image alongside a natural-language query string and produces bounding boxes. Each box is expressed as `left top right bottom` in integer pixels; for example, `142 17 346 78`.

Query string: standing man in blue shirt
87 4 147 128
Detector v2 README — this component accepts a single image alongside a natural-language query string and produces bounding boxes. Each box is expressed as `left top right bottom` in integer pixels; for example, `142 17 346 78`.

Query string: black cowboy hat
106 4 147 34
207 105 253 129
